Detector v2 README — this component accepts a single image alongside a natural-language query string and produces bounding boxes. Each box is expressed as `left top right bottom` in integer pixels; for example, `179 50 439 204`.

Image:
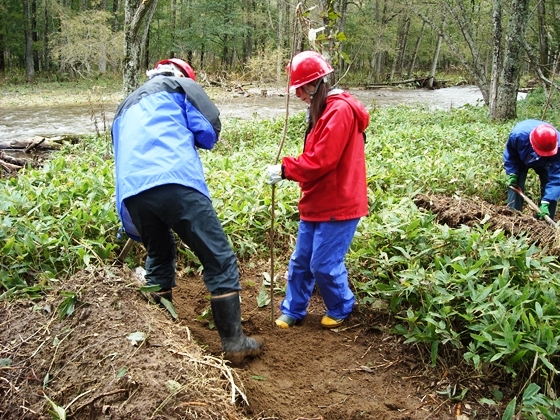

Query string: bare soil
1 194 557 420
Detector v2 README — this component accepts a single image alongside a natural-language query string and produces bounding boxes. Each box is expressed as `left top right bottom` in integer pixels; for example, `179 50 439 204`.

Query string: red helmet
156 58 196 81
286 51 333 89
530 124 558 156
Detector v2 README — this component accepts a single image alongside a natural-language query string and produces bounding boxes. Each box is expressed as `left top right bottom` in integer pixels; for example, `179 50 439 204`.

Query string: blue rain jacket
111 75 221 241
503 119 560 203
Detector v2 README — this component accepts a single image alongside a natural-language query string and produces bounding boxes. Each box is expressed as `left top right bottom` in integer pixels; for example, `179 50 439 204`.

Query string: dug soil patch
414 193 560 255
3 263 504 420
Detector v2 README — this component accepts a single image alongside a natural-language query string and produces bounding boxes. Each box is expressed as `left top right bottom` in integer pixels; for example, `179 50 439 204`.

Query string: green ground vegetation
1 87 560 418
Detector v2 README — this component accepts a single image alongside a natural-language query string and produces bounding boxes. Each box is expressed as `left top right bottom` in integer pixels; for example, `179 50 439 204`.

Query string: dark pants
507 165 557 219
124 184 241 296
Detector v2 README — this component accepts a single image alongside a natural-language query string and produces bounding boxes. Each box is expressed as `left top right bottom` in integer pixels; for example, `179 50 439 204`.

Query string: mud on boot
210 292 264 365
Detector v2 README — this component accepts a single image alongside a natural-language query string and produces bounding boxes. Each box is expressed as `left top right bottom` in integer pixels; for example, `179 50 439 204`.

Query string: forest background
3 0 560 119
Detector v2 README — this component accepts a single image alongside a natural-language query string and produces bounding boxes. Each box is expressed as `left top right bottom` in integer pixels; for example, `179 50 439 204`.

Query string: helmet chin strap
304 77 325 99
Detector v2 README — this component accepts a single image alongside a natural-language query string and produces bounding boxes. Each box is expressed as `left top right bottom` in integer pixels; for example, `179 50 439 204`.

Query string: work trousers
124 184 241 295
507 165 557 219
280 218 359 321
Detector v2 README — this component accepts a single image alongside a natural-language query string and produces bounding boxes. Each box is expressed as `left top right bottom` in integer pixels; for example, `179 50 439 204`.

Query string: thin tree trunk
140 0 158 70
395 16 410 80
427 31 443 89
23 0 34 81
495 0 530 121
43 0 49 72
31 0 39 71
0 33 4 71
112 0 119 32
537 0 548 77
276 0 283 82
407 20 425 78
489 0 502 119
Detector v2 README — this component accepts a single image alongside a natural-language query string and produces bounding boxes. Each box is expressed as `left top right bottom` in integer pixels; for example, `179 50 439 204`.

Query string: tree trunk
537 0 549 77
112 0 119 32
275 0 283 82
397 15 410 79
494 0 530 121
488 0 502 118
0 33 4 71
427 31 443 89
31 0 39 71
23 0 34 81
122 0 158 95
43 0 49 72
140 0 158 70
407 20 425 78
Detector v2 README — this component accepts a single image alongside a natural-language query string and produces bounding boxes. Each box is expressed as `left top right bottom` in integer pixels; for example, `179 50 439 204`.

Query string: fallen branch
0 159 22 172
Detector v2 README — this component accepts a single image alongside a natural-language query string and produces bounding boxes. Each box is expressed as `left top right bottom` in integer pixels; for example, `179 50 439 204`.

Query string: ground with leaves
2 194 556 420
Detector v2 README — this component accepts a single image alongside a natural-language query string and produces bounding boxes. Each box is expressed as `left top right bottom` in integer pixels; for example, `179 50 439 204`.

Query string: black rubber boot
210 292 263 365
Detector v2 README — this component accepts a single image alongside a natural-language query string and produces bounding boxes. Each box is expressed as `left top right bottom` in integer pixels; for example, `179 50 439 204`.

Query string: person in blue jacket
111 58 263 364
504 119 560 220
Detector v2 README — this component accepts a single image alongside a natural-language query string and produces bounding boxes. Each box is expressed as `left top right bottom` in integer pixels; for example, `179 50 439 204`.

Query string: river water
0 85 485 142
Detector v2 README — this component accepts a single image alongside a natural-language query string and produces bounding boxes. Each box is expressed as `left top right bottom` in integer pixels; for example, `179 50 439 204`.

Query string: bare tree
410 0 531 121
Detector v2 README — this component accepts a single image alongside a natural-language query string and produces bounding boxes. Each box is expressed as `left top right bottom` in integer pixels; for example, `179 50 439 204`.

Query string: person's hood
328 89 369 133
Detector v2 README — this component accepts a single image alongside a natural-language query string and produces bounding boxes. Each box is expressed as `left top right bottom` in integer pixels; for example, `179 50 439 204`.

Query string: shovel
117 237 135 263
509 186 557 227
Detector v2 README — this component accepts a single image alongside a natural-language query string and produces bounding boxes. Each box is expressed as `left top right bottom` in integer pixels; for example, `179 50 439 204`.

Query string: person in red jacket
266 51 370 329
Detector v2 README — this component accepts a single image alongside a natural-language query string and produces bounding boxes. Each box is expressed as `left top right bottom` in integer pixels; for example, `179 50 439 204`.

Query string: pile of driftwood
0 135 79 174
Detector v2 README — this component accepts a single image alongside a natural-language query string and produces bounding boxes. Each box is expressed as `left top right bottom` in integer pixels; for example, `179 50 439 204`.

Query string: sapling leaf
257 284 270 308
44 395 66 420
501 398 516 420
160 297 178 320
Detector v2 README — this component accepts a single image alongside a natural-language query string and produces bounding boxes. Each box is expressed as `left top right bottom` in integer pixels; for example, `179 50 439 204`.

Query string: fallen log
0 152 30 167
365 77 450 89
0 159 22 172
0 134 80 150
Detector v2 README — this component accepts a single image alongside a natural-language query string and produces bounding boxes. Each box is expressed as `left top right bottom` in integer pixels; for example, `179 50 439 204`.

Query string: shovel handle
509 186 557 227
117 238 135 263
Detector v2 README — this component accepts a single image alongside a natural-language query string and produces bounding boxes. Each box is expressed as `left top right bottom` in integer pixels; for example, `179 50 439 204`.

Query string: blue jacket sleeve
503 134 521 175
179 78 221 150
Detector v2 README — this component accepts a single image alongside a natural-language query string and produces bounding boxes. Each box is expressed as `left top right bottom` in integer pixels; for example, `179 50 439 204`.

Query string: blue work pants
280 218 359 321
507 165 557 219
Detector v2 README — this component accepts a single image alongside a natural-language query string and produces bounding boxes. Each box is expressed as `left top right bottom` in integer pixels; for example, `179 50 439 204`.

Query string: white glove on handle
266 164 283 185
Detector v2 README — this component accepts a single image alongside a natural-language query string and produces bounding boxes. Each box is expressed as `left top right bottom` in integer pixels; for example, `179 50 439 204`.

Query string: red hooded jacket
282 90 370 222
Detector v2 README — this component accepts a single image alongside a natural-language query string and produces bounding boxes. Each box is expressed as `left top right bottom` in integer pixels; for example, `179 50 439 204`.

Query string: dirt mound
0 267 249 420
414 193 560 255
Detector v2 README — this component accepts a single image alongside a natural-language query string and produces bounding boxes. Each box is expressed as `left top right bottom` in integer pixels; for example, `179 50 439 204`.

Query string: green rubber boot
210 292 264 365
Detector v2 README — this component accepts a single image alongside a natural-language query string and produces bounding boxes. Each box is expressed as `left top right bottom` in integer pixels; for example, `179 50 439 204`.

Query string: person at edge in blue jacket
504 119 560 221
266 51 370 330
111 58 263 364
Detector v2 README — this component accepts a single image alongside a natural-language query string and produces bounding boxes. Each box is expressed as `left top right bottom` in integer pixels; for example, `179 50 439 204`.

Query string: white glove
266 164 283 185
